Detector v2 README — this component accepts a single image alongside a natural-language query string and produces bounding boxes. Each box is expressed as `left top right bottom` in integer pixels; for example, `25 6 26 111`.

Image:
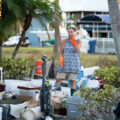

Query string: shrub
93 66 120 88
0 57 31 79
75 85 120 120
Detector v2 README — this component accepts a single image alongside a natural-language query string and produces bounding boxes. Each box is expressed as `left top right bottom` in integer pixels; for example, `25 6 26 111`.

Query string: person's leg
69 80 76 96
56 72 66 84
69 80 75 89
69 73 77 96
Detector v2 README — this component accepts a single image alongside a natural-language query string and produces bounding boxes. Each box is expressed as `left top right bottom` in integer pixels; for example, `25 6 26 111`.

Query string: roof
59 0 109 12
76 14 111 25
96 14 110 24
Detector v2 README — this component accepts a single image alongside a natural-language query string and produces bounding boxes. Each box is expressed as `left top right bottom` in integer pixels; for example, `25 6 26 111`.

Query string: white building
59 0 109 27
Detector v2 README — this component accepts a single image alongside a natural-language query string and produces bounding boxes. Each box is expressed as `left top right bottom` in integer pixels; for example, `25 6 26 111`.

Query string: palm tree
11 0 60 58
0 0 21 57
54 0 61 54
108 0 120 66
0 0 60 58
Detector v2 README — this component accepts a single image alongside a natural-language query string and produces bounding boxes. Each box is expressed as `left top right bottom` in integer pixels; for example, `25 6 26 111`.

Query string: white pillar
97 24 99 38
92 23 95 37
81 11 84 18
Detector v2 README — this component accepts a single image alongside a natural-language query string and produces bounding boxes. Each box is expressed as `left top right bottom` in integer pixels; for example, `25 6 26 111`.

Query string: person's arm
59 40 65 56
72 35 82 52
59 40 65 67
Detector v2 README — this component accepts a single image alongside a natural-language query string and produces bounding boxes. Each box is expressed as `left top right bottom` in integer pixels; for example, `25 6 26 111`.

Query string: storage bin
67 96 84 118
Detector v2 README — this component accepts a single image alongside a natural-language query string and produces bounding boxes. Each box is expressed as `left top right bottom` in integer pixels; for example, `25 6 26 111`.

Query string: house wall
26 18 47 47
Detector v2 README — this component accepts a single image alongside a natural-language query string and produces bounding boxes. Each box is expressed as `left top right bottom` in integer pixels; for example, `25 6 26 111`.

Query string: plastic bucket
67 96 84 118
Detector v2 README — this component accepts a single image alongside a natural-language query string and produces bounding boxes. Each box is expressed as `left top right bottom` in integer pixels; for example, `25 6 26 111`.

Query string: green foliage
0 58 30 79
75 85 120 119
93 66 120 87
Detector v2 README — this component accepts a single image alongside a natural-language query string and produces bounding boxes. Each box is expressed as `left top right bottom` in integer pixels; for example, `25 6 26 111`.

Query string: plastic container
67 96 84 118
76 71 84 80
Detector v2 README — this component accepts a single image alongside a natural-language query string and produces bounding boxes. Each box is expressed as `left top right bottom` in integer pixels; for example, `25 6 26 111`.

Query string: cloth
57 39 81 73
56 72 76 80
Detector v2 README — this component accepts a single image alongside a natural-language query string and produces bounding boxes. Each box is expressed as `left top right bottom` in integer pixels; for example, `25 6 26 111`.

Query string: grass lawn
3 46 118 68
1 47 118 120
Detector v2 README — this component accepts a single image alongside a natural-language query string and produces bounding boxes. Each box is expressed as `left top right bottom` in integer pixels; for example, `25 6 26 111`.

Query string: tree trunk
108 0 120 66
0 39 2 57
12 14 32 59
53 0 61 54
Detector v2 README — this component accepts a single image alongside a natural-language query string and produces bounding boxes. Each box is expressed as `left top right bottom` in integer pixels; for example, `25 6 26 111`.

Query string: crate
67 96 84 118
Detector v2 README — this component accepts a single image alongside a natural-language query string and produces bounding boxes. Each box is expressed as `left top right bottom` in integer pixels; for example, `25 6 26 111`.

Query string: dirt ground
0 95 31 104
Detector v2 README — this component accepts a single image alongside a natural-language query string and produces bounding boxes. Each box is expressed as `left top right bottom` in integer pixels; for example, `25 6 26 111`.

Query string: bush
75 85 120 120
0 57 31 79
93 66 120 88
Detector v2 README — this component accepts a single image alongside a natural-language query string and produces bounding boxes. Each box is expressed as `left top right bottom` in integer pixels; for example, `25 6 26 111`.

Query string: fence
95 38 116 54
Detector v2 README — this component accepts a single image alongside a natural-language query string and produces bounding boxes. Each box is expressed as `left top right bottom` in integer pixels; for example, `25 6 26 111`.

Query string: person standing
56 25 82 96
